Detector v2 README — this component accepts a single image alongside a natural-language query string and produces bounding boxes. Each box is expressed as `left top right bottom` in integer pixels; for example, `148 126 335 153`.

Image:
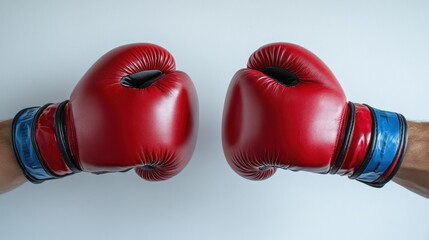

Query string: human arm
394 121 429 199
0 119 27 194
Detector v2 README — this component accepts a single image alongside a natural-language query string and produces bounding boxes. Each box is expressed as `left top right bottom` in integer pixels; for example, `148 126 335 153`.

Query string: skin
393 122 429 198
0 120 427 198
0 120 27 194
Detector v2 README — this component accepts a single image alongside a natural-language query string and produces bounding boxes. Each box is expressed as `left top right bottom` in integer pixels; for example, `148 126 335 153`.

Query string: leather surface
35 103 72 176
222 42 406 186
35 43 198 181
222 43 348 180
337 103 372 176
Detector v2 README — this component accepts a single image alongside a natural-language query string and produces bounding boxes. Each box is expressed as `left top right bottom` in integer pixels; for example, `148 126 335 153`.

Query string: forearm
0 120 27 194
393 121 429 198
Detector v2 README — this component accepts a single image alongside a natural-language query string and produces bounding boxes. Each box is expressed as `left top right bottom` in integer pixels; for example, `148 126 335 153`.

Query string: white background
1 0 428 239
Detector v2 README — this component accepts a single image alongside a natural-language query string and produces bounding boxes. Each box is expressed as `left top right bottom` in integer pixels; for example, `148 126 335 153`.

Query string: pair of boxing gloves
12 43 407 188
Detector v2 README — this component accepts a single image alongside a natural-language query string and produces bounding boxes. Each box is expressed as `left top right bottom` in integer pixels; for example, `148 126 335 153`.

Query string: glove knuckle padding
96 43 176 74
223 42 407 187
68 43 198 181
12 43 198 183
248 43 342 90
223 43 348 180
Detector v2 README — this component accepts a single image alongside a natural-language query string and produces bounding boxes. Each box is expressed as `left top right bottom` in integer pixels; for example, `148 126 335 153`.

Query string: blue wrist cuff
12 107 53 183
356 107 402 183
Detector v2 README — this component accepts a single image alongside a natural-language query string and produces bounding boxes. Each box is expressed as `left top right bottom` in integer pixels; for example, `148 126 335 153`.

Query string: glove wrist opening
11 106 55 183
353 106 408 187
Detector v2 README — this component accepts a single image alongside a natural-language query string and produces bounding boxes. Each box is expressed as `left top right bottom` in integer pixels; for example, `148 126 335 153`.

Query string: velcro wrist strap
356 107 403 184
11 107 54 183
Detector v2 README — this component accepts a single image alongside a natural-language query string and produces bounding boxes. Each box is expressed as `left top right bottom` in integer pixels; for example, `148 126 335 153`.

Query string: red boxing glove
12 43 198 183
222 43 407 187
